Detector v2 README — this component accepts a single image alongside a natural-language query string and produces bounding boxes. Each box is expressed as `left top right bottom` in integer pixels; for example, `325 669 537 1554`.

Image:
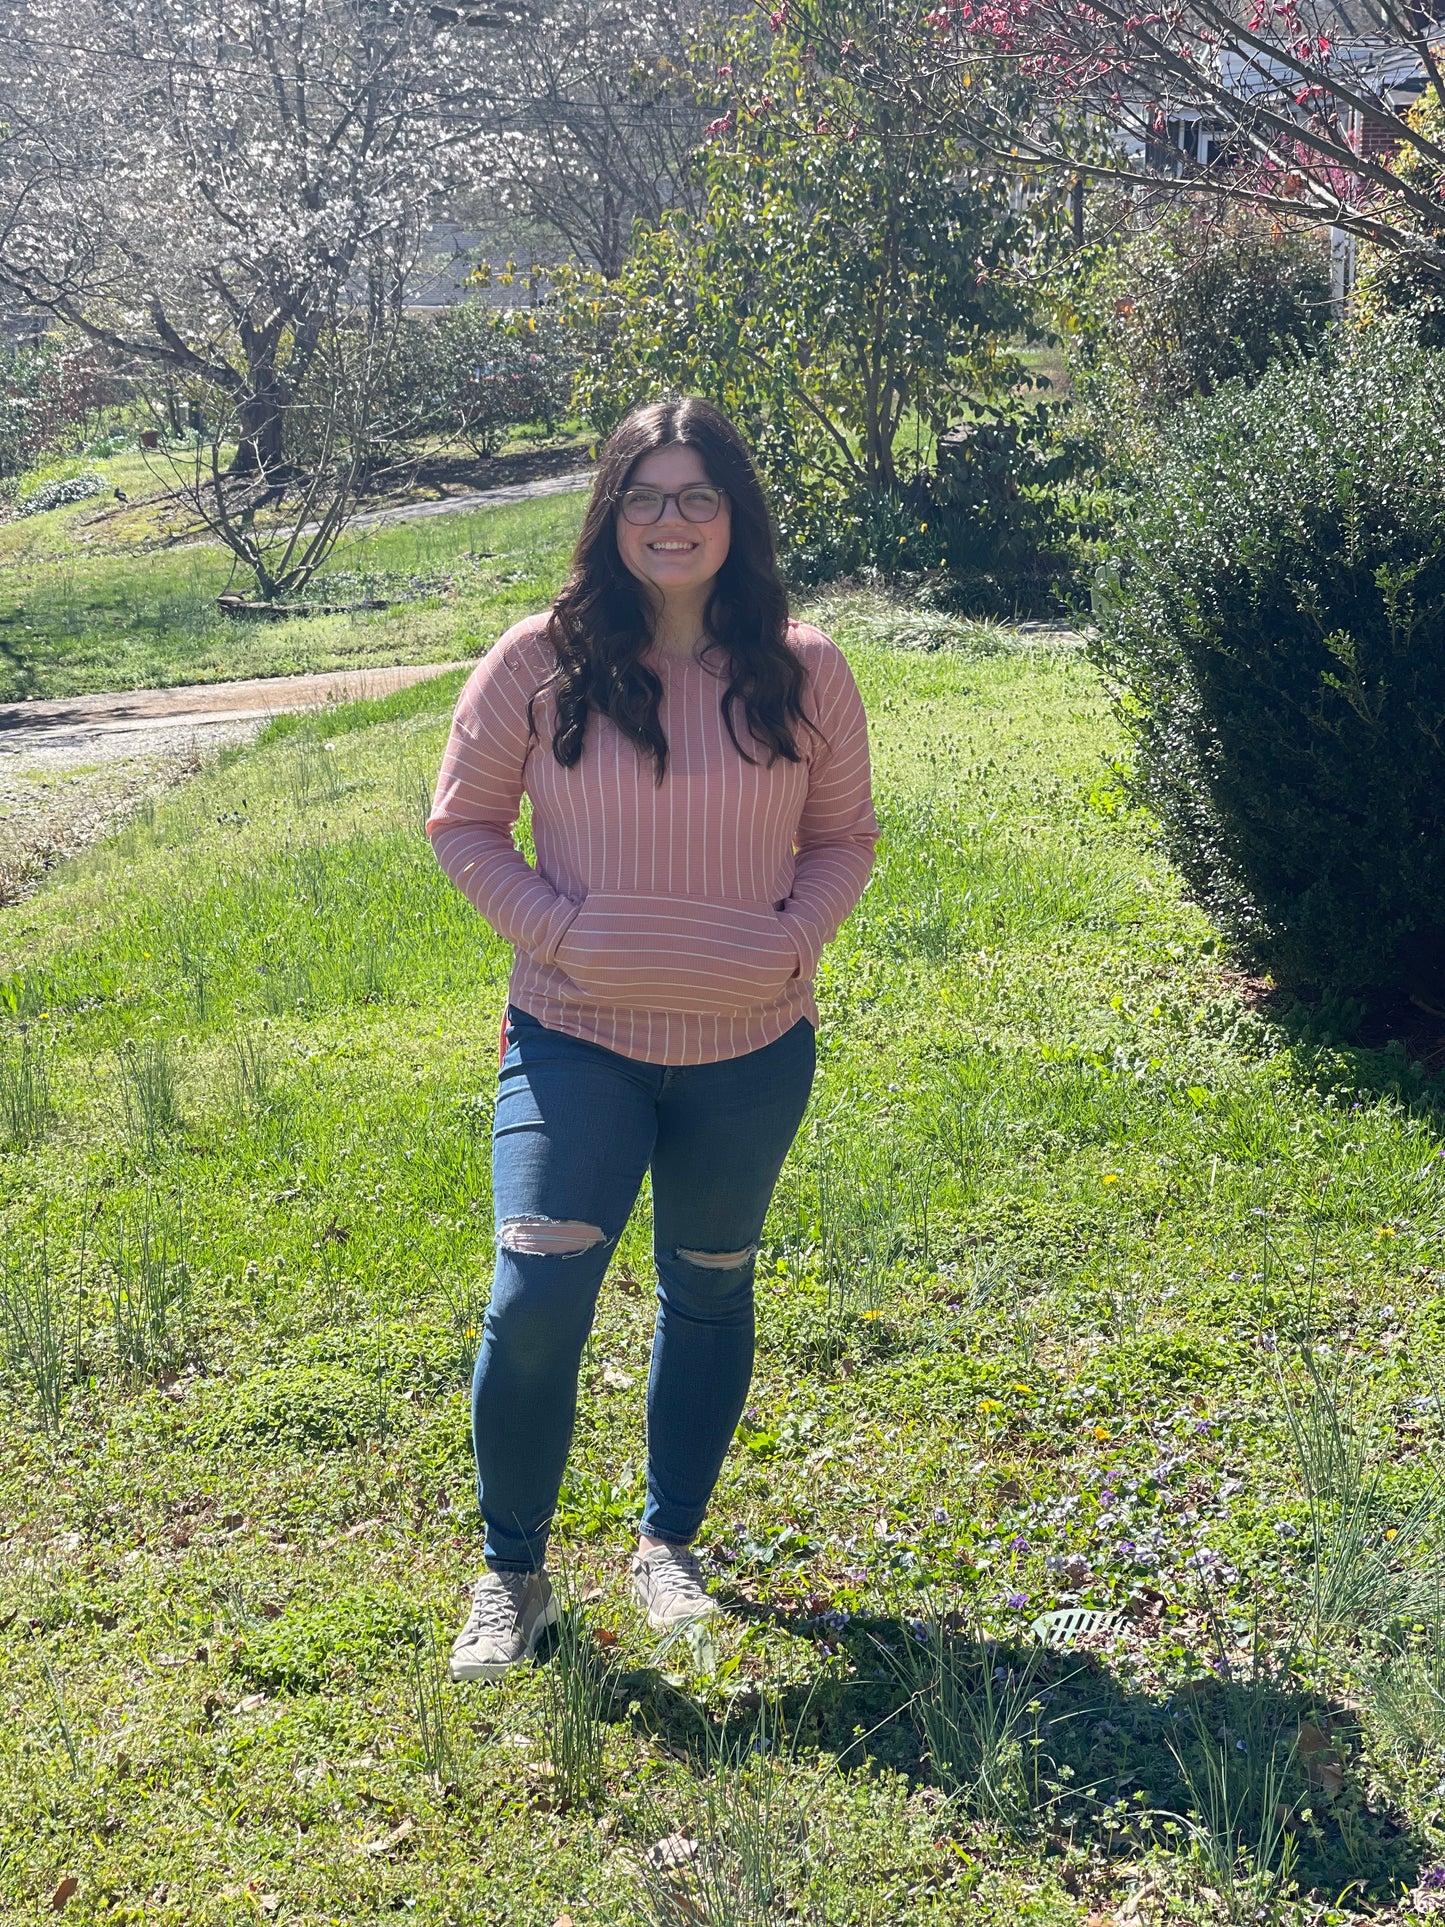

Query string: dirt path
0 658 472 759
343 467 594 532
0 658 468 910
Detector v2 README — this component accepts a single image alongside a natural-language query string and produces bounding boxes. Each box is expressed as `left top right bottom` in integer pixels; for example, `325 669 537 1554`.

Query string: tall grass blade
536 1582 615 1809
35 1645 87 1780
116 1036 185 1160
630 1705 810 1927
0 1027 55 1148
879 1605 1052 1830
102 1193 192 1379
1168 1671 1300 1924
407 1618 462 1789
1284 1350 1445 1651
0 1229 85 1429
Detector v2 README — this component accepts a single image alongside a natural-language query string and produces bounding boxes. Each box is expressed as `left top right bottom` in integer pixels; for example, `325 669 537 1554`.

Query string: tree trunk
230 328 292 476
230 382 286 476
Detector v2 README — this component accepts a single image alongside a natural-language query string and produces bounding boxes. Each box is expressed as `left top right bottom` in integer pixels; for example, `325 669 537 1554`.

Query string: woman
427 397 877 1682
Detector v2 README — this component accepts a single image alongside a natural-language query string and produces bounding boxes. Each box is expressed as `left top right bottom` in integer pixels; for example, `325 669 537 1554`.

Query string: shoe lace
464 1571 532 1640
646 1545 708 1602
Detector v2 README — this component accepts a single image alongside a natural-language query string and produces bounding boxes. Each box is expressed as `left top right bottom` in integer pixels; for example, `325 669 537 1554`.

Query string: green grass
0 489 586 700
1 593 1443 1923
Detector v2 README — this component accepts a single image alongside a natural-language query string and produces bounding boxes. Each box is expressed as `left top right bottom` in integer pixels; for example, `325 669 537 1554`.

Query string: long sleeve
426 621 581 966
778 638 879 977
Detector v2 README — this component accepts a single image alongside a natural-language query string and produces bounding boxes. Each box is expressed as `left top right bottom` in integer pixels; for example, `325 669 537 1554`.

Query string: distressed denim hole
675 1243 756 1270
499 1217 604 1257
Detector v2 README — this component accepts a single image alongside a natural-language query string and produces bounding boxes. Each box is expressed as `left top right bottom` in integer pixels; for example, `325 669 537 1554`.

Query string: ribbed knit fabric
427 613 878 1065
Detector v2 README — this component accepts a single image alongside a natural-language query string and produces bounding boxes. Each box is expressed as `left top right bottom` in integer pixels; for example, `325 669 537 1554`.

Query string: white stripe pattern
427 614 879 1065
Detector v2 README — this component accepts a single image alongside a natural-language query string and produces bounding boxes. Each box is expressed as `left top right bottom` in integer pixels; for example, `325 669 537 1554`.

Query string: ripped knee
675 1242 757 1271
499 1216 605 1257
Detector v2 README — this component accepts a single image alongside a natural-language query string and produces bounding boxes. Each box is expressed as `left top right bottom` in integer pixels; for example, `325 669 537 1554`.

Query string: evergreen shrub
1093 335 1445 1005
1070 203 1331 475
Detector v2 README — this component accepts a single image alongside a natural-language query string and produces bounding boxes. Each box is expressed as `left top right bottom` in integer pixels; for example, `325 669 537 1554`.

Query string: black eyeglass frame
615 485 726 527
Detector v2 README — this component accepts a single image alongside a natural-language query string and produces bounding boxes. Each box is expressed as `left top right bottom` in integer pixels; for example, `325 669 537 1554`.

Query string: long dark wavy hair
537 397 811 780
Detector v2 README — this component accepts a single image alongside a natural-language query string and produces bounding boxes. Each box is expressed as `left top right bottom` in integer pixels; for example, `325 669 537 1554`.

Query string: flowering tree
461 0 714 276
799 0 1445 276
0 0 478 476
572 0 1074 555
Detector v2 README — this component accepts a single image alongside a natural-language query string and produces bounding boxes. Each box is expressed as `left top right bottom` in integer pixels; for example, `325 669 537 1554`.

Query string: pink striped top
427 613 878 1065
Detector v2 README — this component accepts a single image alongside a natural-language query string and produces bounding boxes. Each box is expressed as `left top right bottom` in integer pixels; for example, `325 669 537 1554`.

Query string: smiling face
613 443 732 621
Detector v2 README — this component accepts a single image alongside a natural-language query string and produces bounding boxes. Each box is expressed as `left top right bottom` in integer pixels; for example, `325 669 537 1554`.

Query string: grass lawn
0 476 586 702
1 589 1444 1925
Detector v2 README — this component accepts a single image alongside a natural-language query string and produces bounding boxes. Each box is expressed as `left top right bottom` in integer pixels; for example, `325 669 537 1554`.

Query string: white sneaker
630 1544 719 1632
449 1569 559 1682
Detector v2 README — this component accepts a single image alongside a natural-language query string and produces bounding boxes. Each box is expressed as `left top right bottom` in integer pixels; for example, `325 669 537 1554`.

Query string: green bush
779 409 1101 614
0 331 129 478
389 304 576 457
1093 334 1445 1005
1070 203 1331 474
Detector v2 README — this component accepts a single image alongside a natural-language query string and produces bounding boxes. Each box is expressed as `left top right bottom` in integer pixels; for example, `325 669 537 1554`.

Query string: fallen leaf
1085 1915 1117 1927
363 1816 416 1856
258 1898 280 1917
1298 1720 1346 1797
233 1693 268 1714
553 1917 576 1927
50 1877 79 1913
600 1364 634 1391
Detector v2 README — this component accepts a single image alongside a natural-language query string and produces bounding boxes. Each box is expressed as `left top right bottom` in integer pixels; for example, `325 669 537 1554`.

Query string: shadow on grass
611 1606 1427 1912
1249 981 1445 1124
0 627 41 702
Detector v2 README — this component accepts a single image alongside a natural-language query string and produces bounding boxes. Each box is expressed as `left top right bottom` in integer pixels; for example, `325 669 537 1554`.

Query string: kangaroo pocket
553 892 799 1014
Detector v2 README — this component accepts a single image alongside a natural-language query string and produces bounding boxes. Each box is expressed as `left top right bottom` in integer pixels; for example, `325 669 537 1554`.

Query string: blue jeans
473 1006 816 1572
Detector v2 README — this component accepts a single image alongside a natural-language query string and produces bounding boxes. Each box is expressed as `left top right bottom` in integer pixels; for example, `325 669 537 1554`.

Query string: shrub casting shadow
1238 975 1445 1122
613 1605 1427 1910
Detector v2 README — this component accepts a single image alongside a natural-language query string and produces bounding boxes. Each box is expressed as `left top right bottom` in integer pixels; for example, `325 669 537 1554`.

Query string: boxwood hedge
1092 333 1445 1006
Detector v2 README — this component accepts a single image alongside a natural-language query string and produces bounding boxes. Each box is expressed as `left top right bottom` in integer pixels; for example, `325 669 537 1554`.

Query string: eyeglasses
617 485 724 526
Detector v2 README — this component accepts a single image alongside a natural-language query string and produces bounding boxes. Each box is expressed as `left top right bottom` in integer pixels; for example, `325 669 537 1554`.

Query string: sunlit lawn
0 585 1443 1924
0 468 586 701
